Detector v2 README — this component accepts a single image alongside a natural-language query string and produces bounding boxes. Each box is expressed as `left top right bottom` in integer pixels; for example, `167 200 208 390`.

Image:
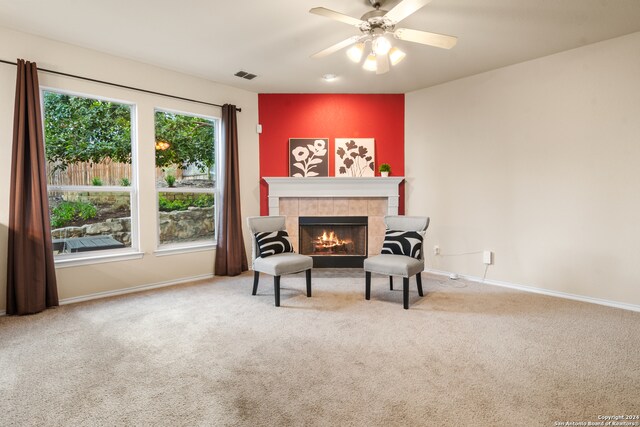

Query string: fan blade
376 54 390 75
384 0 432 24
394 28 458 49
311 36 362 59
309 7 365 27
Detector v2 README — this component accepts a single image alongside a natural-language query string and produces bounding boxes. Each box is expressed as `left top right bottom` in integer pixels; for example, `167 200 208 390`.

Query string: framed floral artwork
289 138 329 177
335 138 375 177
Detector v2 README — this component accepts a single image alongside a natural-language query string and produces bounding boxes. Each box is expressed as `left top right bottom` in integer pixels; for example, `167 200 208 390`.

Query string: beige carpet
1 270 638 426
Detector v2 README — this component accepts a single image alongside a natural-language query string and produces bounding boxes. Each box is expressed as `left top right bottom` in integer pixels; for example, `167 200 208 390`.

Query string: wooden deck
53 235 124 253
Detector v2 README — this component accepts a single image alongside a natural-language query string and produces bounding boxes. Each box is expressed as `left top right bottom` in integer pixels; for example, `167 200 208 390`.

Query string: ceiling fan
310 0 457 74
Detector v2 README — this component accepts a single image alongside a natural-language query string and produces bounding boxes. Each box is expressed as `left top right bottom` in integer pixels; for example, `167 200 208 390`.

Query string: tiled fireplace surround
264 177 404 260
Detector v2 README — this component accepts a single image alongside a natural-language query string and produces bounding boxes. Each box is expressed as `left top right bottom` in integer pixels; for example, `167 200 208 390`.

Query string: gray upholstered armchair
247 216 313 307
364 216 430 309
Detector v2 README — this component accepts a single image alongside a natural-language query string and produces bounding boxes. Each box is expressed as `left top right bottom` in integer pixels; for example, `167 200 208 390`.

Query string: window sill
55 251 144 268
154 242 217 257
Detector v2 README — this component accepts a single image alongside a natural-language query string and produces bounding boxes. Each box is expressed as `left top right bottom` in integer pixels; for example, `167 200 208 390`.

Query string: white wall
0 27 260 311
406 32 640 307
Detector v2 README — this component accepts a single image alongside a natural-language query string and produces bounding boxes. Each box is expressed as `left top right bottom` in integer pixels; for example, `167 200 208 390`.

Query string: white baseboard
59 273 215 306
425 268 640 313
0 274 215 316
4 271 637 315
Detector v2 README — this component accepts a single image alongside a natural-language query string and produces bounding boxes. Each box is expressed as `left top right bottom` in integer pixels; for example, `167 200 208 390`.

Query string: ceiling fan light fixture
362 53 377 71
389 47 406 66
346 42 365 63
310 0 458 75
373 36 391 55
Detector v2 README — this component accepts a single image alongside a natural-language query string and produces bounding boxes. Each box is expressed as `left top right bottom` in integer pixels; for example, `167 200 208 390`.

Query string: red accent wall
258 94 405 215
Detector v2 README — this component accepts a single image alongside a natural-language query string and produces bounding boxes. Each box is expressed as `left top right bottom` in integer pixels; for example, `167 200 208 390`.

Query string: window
154 109 217 247
43 90 137 258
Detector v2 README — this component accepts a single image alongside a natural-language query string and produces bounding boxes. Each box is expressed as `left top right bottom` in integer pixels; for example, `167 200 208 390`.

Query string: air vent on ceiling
234 71 257 80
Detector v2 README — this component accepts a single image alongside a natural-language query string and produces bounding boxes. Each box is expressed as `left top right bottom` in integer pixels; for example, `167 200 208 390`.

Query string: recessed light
322 74 337 82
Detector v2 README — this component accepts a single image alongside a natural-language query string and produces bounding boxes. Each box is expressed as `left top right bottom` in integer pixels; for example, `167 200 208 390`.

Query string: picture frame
335 138 375 177
288 138 329 177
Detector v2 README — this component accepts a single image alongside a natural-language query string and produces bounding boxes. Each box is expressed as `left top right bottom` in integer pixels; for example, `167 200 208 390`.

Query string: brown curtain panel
215 104 248 276
6 59 59 315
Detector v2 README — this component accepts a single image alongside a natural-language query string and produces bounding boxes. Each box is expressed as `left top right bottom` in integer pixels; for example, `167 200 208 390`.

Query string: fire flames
316 230 349 248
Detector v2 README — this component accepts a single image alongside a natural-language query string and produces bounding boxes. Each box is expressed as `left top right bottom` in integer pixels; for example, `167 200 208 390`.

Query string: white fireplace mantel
263 177 404 216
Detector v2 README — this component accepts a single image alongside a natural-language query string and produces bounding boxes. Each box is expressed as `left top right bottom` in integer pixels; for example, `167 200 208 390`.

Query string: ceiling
1 0 639 94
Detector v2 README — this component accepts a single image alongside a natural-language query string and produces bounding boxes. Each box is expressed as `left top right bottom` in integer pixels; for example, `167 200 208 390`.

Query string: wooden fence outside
47 160 193 186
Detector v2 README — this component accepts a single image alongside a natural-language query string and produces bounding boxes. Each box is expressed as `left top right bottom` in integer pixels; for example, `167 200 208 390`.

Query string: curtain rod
0 59 241 112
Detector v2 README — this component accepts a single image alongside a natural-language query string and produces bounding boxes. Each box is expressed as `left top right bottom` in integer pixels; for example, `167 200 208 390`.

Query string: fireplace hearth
299 216 368 268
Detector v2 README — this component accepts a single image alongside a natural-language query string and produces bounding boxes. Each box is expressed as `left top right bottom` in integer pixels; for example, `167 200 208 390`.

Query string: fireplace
299 216 368 268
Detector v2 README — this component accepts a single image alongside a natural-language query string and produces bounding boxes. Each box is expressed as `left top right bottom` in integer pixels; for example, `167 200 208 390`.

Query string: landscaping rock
51 207 213 247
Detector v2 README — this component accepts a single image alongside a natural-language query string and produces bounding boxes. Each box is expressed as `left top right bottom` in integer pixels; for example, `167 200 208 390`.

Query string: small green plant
158 196 189 211
379 163 391 173
193 194 214 208
158 194 214 212
120 177 131 186
91 177 103 186
51 201 98 228
165 174 176 187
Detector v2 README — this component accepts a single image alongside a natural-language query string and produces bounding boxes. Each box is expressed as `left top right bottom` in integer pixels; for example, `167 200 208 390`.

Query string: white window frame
153 107 220 252
41 87 140 265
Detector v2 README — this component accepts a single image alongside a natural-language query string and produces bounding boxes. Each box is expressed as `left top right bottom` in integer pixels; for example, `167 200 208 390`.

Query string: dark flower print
335 138 375 177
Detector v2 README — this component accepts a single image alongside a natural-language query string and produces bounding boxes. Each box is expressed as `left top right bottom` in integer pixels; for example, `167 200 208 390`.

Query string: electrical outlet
434 245 440 255
483 251 493 265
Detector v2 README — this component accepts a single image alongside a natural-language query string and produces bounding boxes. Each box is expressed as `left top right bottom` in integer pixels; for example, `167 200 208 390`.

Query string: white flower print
290 139 328 177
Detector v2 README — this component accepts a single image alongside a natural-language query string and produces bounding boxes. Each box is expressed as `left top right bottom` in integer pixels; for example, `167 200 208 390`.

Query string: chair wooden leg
416 272 424 297
274 275 281 307
252 271 260 295
389 276 394 290
403 277 409 309
365 271 371 300
306 269 312 297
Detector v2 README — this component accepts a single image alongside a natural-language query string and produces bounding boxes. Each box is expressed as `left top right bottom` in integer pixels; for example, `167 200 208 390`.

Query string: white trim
48 185 133 192
425 268 640 313
154 106 221 121
59 274 214 306
0 274 213 317
154 243 216 256
3 271 636 316
154 109 220 248
42 86 141 258
264 177 403 197
55 251 144 268
41 86 135 107
157 187 215 194
263 177 404 216
130 102 140 252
